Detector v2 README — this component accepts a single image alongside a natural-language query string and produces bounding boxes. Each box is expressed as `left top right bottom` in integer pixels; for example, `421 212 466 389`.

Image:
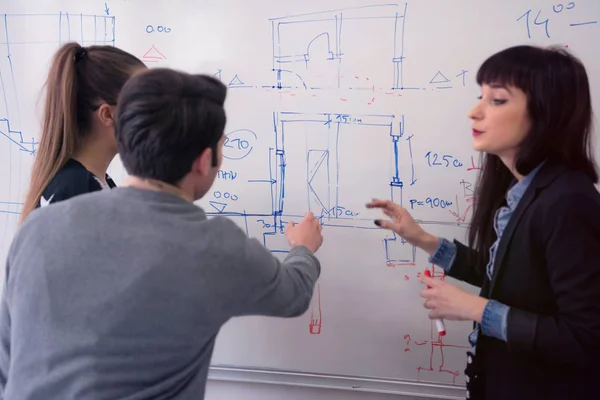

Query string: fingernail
374 220 381 227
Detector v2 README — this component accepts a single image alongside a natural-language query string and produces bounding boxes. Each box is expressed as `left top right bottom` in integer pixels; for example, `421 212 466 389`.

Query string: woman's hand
366 198 439 255
420 275 488 322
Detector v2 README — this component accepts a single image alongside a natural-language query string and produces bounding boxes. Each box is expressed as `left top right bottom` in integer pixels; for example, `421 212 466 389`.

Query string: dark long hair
20 43 145 223
468 45 597 270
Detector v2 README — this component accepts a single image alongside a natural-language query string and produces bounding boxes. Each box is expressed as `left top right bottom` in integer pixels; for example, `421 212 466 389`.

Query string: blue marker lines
307 149 330 214
274 111 408 219
0 13 117 171
0 119 36 155
406 134 416 185
270 3 408 91
203 111 421 263
209 201 228 213
570 21 597 26
209 106 473 266
223 129 257 160
0 201 22 215
228 74 245 87
0 12 118 265
429 70 450 85
456 70 468 87
518 2 597 39
273 111 418 263
145 25 172 34
428 69 469 90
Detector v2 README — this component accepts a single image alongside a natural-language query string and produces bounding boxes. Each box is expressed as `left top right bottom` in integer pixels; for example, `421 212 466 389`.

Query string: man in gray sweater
0 69 323 399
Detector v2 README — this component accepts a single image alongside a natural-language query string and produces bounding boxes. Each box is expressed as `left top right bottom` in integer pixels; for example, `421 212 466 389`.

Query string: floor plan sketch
270 4 408 91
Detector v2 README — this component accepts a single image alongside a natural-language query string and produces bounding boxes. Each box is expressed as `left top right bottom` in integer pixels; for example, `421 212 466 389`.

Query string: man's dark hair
115 68 227 184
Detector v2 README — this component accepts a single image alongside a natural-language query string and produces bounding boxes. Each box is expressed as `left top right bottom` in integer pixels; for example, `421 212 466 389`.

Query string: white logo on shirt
40 194 54 207
93 176 110 190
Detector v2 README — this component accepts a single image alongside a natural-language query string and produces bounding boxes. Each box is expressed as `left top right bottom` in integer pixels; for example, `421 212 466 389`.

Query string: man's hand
284 212 323 253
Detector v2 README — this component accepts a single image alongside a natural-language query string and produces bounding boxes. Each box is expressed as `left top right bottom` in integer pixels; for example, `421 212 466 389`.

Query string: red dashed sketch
405 265 470 384
404 330 470 384
449 196 475 223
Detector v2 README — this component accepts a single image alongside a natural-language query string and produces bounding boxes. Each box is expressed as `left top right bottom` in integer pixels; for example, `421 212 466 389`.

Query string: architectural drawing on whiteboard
270 111 420 267
203 127 275 218
0 201 22 216
0 119 36 155
273 111 404 223
207 111 474 269
270 3 408 91
404 265 470 384
0 13 116 155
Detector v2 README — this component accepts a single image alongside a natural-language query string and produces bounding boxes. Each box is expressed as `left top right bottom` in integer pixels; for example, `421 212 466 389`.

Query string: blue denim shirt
429 163 543 353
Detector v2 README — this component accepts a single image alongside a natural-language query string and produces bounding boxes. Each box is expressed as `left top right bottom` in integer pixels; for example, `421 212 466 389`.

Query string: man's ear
192 147 213 177
98 104 115 128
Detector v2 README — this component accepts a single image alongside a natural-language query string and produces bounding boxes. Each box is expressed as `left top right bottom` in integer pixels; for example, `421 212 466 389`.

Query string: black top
450 160 600 400
36 159 116 208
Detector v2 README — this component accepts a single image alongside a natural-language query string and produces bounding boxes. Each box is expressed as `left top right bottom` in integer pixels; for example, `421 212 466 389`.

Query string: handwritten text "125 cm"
424 152 464 168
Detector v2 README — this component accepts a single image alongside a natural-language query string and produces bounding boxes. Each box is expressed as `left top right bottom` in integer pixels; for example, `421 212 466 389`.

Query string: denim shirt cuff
427 238 457 273
480 299 510 342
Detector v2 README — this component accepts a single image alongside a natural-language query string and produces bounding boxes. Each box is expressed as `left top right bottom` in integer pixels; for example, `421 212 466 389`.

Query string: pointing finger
366 199 390 209
381 208 395 218
373 219 399 231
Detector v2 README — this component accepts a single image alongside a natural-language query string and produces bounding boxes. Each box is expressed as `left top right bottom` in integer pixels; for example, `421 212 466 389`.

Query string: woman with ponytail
19 42 145 223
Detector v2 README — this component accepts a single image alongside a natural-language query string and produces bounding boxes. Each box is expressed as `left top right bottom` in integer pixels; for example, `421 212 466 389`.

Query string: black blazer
449 161 600 400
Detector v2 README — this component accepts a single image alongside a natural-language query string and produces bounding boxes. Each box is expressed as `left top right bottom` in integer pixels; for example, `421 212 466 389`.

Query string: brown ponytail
20 42 144 224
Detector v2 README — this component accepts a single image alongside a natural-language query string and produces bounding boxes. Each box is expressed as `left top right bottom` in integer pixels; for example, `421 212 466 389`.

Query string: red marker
423 270 446 336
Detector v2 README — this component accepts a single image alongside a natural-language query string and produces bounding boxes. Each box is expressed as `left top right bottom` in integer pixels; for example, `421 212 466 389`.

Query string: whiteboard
1 0 599 398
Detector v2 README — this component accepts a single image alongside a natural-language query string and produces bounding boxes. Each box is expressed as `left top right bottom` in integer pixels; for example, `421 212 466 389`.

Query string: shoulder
205 215 248 240
534 169 600 229
9 198 69 267
553 167 597 190
19 186 117 246
540 168 600 206
7 189 106 281
203 214 257 257
39 159 104 207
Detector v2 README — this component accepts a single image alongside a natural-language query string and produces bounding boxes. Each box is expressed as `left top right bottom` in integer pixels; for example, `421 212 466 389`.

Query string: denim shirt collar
506 161 545 209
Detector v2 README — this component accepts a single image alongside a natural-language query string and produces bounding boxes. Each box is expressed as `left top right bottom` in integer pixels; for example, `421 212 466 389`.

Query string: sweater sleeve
218 218 321 318
0 263 11 397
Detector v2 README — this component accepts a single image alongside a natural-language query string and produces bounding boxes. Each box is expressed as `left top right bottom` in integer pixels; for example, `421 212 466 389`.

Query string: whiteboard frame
208 365 465 399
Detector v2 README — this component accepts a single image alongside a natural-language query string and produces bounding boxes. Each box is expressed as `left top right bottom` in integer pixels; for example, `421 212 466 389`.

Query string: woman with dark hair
368 45 600 399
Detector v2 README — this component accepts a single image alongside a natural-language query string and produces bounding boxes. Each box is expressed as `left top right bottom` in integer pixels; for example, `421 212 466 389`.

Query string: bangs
475 48 538 94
